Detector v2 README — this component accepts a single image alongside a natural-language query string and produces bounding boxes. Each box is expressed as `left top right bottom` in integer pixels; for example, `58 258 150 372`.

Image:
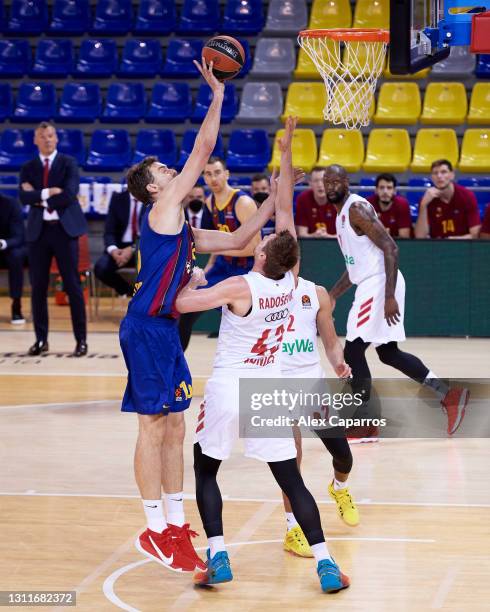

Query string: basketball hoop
298 29 389 129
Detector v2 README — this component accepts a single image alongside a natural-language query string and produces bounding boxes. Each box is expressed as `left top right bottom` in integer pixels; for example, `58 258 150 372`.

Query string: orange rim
298 28 390 43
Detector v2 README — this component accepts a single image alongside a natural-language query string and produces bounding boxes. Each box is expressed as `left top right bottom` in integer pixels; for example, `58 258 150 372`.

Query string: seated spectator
94 189 142 297
295 166 336 238
480 203 490 239
0 193 26 324
183 184 213 229
251 172 275 236
367 173 412 238
415 159 481 239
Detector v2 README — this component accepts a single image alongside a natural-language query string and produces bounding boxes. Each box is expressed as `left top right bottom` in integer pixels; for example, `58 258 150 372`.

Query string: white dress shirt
39 150 59 221
107 196 143 254
188 208 204 229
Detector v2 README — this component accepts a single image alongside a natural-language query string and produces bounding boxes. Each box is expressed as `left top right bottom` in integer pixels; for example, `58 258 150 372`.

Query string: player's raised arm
175 271 249 313
315 286 351 378
275 116 297 240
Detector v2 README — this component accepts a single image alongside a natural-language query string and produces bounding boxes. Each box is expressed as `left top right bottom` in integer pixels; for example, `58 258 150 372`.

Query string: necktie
131 202 139 240
43 158 54 213
191 215 197 228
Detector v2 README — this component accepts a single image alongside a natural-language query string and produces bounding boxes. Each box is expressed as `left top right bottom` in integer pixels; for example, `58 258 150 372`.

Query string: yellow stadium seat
269 129 318 173
374 82 421 125
410 129 459 173
420 82 468 125
281 82 326 124
467 83 490 125
309 0 352 29
353 0 389 28
317 129 364 172
343 41 386 77
362 129 411 172
294 47 322 79
458 129 490 173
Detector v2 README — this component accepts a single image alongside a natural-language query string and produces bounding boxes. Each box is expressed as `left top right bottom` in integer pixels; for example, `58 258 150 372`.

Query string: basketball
202 35 245 81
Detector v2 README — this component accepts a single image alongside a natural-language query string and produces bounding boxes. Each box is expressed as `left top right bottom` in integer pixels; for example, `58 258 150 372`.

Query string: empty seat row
0 128 271 172
281 81 490 126
268 128 490 173
0 38 252 79
0 82 241 124
2 0 264 35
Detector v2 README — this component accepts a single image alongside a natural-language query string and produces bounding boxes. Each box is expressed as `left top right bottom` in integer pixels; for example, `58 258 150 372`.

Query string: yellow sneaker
328 480 360 527
283 525 313 557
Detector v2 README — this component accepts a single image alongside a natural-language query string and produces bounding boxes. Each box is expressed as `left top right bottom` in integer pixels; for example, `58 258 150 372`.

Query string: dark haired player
325 164 469 439
120 58 278 574
367 173 412 238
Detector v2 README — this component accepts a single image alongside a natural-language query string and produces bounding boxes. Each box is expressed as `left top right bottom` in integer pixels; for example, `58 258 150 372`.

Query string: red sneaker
136 527 196 572
168 523 207 571
441 388 469 435
347 425 379 444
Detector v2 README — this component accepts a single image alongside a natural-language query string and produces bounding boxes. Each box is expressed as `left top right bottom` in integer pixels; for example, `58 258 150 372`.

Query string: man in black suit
94 189 142 297
183 184 213 230
19 121 88 357
0 193 26 324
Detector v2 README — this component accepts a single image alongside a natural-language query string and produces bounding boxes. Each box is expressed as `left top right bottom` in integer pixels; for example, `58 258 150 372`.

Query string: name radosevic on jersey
213 270 296 373
281 277 321 373
335 193 385 285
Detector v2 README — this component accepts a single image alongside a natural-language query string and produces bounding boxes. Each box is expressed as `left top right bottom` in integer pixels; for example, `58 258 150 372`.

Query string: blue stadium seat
176 129 224 170
358 176 376 199
407 177 432 219
228 176 251 188
226 129 270 172
119 39 162 77
0 40 31 77
134 0 176 35
102 83 146 122
162 39 203 77
13 82 56 121
91 0 132 35
0 176 19 199
178 0 220 34
133 129 177 166
192 83 238 124
147 82 192 122
57 128 85 165
222 0 264 35
458 178 490 217
85 129 132 171
31 39 74 77
50 0 90 34
0 129 36 170
0 84 12 121
475 55 490 78
7 0 48 34
75 39 118 77
58 82 101 122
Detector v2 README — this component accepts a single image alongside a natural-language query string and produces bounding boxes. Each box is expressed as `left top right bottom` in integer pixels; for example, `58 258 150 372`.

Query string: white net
298 31 388 130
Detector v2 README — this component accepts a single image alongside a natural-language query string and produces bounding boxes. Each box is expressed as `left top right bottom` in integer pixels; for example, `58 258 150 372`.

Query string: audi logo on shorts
265 308 289 322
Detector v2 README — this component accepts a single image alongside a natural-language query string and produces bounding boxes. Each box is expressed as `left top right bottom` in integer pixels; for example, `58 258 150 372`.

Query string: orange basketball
202 35 245 81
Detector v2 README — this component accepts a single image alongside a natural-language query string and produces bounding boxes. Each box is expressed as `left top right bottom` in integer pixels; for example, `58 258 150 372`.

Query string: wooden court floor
0 300 489 611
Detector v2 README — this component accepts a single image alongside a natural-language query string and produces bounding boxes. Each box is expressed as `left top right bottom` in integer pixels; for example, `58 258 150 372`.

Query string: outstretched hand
277 116 298 152
268 168 278 198
193 57 224 95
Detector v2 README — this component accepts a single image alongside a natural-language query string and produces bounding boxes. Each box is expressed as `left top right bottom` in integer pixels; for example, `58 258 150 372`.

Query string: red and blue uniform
119 208 195 415
206 189 254 288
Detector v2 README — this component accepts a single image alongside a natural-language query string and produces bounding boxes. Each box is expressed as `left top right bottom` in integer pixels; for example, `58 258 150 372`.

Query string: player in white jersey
280 276 360 559
325 165 468 438
176 118 350 594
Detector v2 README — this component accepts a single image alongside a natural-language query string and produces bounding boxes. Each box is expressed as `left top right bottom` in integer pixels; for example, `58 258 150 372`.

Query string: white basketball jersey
281 277 321 373
213 270 296 373
335 193 385 285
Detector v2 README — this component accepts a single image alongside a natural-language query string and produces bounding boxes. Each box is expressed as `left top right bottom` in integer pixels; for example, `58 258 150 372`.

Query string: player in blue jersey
120 58 280 574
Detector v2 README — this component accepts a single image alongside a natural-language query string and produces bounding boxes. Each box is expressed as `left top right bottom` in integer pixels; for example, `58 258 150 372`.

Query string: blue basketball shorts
205 256 252 289
119 312 193 415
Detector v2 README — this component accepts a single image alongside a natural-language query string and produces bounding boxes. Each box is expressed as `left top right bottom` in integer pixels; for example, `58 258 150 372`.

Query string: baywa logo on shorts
301 295 311 309
265 308 289 323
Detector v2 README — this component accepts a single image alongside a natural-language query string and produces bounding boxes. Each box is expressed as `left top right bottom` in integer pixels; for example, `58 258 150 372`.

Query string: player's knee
165 412 185 445
375 342 399 365
138 413 165 444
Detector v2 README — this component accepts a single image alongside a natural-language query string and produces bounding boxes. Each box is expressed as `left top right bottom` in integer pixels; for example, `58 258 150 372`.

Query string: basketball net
298 29 389 130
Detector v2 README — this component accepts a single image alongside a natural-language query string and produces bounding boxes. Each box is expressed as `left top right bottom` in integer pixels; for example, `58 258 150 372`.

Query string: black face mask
188 199 203 213
253 192 269 205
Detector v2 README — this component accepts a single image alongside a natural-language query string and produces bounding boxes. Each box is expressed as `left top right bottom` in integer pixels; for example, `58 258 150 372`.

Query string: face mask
253 192 269 205
188 199 203 213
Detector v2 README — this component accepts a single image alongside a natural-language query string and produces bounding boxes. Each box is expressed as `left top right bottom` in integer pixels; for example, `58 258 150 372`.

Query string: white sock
142 499 167 533
333 478 348 491
165 492 185 527
311 542 333 563
208 535 226 558
286 512 299 531
423 371 449 399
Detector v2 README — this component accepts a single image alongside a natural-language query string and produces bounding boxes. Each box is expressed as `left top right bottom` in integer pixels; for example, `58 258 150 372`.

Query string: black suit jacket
19 153 87 242
0 194 25 249
184 205 214 230
104 190 144 250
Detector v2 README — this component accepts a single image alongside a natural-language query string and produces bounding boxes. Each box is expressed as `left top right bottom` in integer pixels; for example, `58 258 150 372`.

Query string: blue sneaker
317 558 350 593
194 549 233 586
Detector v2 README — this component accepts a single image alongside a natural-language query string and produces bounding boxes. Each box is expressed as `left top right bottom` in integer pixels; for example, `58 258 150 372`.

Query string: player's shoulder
314 284 330 303
393 194 411 209
235 191 256 207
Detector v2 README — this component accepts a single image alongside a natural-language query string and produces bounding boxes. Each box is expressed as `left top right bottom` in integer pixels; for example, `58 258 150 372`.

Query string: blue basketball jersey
128 207 195 319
